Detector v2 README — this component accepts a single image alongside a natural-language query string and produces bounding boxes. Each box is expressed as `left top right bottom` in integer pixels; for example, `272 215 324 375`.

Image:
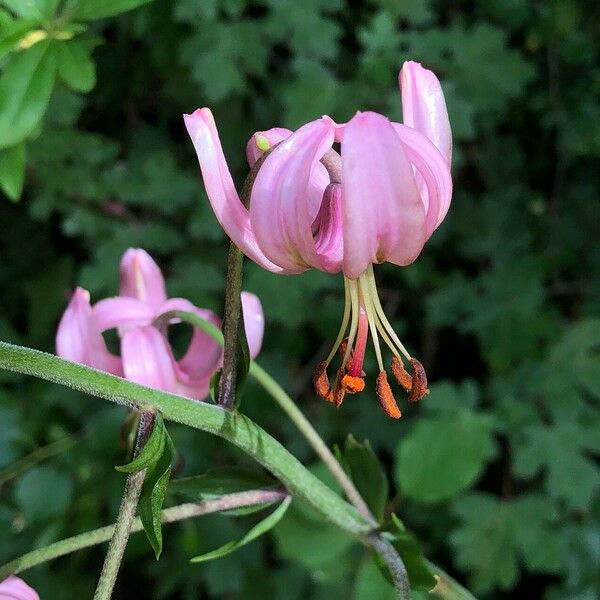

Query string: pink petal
184 108 286 274
393 123 453 238
93 297 155 332
119 248 167 311
311 183 344 272
400 61 452 166
246 127 292 166
160 298 223 384
250 117 341 273
56 288 122 375
120 326 178 392
241 291 264 359
341 111 426 279
0 576 40 600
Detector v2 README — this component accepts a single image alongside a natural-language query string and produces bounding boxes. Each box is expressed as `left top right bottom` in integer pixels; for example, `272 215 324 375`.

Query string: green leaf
137 425 174 558
56 38 96 93
73 0 156 20
0 40 57 149
0 142 25 201
0 0 59 18
190 495 291 563
381 515 437 592
354 558 395 600
115 412 165 473
394 410 496 503
343 434 388 522
451 493 560 593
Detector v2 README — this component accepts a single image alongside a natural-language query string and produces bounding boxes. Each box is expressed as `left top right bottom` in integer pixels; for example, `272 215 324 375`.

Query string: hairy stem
369 534 411 600
0 489 288 578
93 411 154 600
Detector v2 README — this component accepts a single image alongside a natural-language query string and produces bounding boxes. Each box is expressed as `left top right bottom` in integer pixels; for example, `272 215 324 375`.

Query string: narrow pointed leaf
190 495 292 563
115 412 165 473
138 427 174 558
0 142 25 201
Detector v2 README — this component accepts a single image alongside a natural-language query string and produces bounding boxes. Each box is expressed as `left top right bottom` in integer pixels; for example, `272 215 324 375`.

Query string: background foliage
1 0 599 598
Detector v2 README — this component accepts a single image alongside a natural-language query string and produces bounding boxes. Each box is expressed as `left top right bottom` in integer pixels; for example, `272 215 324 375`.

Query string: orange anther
409 358 429 402
332 368 347 407
313 361 335 403
375 371 401 419
390 355 412 392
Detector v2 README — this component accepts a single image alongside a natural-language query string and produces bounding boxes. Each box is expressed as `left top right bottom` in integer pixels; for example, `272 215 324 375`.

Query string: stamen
325 278 352 365
343 279 360 366
332 368 347 407
391 355 413 393
366 265 412 362
360 275 385 372
375 371 402 419
408 358 430 402
341 374 365 393
313 361 334 402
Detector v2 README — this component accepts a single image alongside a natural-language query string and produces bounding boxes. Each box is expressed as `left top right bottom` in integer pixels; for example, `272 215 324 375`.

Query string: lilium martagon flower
56 248 264 400
184 61 452 419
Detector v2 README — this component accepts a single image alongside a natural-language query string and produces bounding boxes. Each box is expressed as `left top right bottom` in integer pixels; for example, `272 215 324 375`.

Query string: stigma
313 265 429 419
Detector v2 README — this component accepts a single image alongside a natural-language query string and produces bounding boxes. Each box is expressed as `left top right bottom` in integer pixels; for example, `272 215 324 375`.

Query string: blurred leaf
451 493 560 593
171 466 275 501
73 0 157 20
0 40 57 149
191 495 291 562
0 18 40 59
0 142 25 201
56 38 96 93
115 412 165 473
394 411 496 503
138 424 174 559
0 0 59 18
343 434 388 522
14 465 73 522
354 557 395 600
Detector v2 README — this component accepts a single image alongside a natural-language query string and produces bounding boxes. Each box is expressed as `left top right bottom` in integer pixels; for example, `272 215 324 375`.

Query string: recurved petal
0 576 40 600
250 117 339 273
93 297 155 332
246 127 292 166
120 326 178 392
56 287 122 375
400 61 452 166
119 248 167 310
160 297 223 383
341 111 426 278
393 123 453 237
241 291 264 359
184 108 285 273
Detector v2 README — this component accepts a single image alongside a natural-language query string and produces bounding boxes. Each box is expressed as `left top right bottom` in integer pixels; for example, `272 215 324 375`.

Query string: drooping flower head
57 249 264 400
0 576 40 600
185 61 451 418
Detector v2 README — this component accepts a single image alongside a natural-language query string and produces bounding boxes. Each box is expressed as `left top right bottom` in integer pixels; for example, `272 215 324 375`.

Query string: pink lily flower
56 249 264 400
0 576 39 600
184 61 451 418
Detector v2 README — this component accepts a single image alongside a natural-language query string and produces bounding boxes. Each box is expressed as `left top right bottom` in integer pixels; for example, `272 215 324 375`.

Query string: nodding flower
185 61 451 418
56 249 264 400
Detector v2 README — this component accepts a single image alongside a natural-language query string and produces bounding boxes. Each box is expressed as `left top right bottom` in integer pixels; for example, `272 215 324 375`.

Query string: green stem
93 411 154 600
0 342 369 535
0 432 79 487
0 489 288 579
369 534 411 600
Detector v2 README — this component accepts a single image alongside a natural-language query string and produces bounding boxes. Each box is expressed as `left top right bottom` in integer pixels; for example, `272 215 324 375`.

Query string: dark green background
0 0 598 598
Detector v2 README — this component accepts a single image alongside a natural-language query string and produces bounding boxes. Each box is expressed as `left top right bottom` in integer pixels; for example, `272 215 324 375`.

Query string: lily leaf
115 412 165 474
190 495 292 563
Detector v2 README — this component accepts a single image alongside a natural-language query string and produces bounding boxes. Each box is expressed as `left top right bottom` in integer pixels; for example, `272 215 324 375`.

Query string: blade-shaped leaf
56 38 96 93
138 426 174 559
0 142 25 201
380 514 437 592
0 40 57 149
115 412 164 474
73 0 156 20
344 434 389 523
0 18 41 59
190 495 292 563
